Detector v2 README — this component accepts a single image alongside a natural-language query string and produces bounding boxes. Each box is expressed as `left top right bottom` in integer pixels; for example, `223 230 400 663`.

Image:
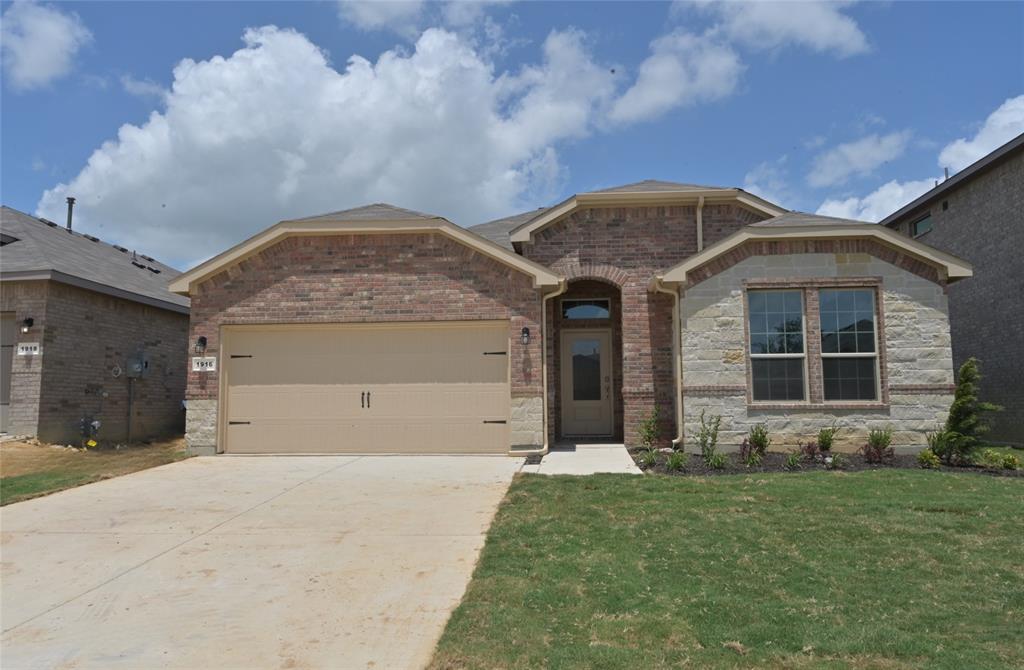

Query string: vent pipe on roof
65 197 76 231
944 167 949 181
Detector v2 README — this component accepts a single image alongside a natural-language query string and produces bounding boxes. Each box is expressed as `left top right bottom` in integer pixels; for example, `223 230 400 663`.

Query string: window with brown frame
818 288 880 401
746 290 806 402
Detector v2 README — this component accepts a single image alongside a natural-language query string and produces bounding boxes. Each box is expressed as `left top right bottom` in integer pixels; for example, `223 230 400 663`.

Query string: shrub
817 422 840 452
917 448 941 469
977 448 1021 471
638 407 662 451
739 438 763 467
926 427 958 465
695 410 722 461
860 427 894 464
784 451 802 471
944 357 1002 459
666 450 689 472
705 452 727 470
1002 454 1022 471
827 452 849 470
748 423 771 454
799 441 822 462
638 448 658 469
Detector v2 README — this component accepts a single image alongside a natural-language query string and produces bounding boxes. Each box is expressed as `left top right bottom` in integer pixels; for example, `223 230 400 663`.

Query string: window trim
910 213 932 238
742 278 889 409
818 287 882 403
744 288 809 405
560 298 611 320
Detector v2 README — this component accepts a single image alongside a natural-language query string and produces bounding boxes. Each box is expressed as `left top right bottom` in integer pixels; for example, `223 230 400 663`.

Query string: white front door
560 330 613 436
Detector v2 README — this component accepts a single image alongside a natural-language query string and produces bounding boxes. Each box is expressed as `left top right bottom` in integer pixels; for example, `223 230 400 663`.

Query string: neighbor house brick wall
185 233 544 453
1 280 188 443
519 204 766 446
680 252 954 451
1 281 49 436
886 149 1023 445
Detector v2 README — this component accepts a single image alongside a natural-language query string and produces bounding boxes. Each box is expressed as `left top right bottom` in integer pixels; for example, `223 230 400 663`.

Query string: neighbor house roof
880 132 1024 227
0 206 189 313
507 181 786 244
468 208 550 250
656 211 973 287
170 203 563 294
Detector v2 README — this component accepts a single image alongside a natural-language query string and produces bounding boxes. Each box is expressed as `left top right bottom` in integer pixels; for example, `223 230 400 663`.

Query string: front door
560 330 613 436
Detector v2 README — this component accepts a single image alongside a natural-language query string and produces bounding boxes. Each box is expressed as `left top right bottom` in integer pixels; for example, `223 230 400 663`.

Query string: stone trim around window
741 277 889 410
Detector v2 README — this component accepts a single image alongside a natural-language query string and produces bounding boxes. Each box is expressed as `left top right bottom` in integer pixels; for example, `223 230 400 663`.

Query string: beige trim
170 216 562 295
696 196 705 252
509 189 786 244
657 224 973 287
538 280 568 456
650 278 683 448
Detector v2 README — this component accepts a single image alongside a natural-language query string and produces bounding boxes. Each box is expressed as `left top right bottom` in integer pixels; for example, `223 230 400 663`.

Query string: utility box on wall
126 356 149 378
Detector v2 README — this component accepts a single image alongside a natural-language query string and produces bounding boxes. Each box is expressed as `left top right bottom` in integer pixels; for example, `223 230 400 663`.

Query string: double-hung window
747 290 806 401
819 289 879 401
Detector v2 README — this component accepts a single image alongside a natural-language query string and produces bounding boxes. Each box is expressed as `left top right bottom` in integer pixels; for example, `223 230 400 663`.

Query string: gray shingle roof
587 179 732 194
289 203 443 223
0 206 189 312
750 211 876 228
468 208 550 250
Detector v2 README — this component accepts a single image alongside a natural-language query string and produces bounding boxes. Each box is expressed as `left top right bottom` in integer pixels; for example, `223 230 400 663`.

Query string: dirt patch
632 449 1024 478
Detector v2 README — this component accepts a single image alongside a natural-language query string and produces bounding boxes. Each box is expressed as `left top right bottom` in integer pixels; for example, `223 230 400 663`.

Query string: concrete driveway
1 455 521 669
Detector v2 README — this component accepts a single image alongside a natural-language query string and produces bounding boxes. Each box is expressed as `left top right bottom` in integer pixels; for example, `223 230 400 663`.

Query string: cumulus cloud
808 131 911 187
743 156 791 208
685 0 868 57
36 26 617 268
609 30 741 124
336 1 425 36
120 74 168 101
0 0 92 91
938 94 1024 172
816 178 934 221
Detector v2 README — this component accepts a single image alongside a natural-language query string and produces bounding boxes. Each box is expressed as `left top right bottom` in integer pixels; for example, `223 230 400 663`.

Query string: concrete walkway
1 455 520 670
520 443 642 475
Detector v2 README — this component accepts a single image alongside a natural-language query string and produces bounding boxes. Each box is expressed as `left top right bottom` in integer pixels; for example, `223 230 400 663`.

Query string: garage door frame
216 320 512 454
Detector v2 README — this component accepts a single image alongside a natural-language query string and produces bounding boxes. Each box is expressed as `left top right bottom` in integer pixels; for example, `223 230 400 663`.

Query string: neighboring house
0 206 189 444
881 134 1023 446
171 183 971 456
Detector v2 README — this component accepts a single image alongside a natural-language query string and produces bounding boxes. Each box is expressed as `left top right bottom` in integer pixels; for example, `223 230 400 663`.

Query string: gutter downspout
696 196 705 252
652 276 684 449
539 279 568 455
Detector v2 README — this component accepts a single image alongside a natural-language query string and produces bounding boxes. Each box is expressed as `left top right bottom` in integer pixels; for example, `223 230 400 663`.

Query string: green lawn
431 471 1024 670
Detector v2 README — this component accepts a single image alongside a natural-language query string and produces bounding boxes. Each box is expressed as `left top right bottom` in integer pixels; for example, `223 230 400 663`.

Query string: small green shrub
817 422 840 452
860 427 894 464
1002 454 1022 470
738 438 763 467
799 441 822 461
638 448 658 469
748 423 771 454
827 452 849 470
977 448 1021 471
944 357 1002 456
705 452 727 470
666 450 689 472
917 448 941 469
784 451 802 471
638 407 662 451
927 427 958 465
695 410 722 460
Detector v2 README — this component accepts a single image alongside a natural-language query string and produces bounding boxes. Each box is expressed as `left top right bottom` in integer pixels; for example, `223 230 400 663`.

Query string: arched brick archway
559 263 629 288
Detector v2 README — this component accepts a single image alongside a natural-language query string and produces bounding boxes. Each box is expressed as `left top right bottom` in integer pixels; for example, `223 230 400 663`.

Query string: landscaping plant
739 423 770 466
637 407 661 468
695 409 721 462
941 357 1002 463
665 450 689 472
977 448 1022 471
860 427 894 463
705 451 727 470
784 451 802 471
917 448 941 469
638 447 658 469
817 421 840 451
827 452 849 470
799 440 822 462
738 438 762 467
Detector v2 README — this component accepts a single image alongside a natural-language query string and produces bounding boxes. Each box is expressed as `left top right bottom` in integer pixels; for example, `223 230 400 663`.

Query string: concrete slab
521 443 641 475
1 454 521 669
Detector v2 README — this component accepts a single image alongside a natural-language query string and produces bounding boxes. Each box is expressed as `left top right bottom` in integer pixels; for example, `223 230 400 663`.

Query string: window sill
747 401 889 411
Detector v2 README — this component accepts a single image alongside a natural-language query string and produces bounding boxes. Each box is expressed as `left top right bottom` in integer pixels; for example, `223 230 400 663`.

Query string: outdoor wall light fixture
521 327 530 345
194 336 207 354
20 318 33 333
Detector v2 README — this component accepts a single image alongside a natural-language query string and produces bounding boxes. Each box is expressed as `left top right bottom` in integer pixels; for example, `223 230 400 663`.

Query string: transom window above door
561 299 611 320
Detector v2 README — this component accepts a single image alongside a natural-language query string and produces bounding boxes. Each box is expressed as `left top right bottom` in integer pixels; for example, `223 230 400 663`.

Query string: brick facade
885 149 1023 445
2 280 188 443
519 204 765 446
185 232 544 452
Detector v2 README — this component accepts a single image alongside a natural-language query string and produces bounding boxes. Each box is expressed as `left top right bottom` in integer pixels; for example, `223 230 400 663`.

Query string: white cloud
609 30 741 124
816 178 934 222
36 26 616 268
336 1 425 35
939 94 1024 172
687 0 869 57
120 75 168 101
0 1 92 91
808 131 911 187
743 156 790 208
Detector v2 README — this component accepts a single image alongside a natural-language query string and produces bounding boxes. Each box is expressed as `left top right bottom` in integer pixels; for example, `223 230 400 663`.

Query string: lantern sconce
520 327 530 345
194 336 208 354
20 317 33 333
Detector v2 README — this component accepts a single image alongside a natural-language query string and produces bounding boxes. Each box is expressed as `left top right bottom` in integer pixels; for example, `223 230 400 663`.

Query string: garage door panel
224 322 511 454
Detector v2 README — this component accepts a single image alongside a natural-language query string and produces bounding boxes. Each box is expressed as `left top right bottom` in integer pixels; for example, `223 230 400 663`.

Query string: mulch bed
631 449 1024 478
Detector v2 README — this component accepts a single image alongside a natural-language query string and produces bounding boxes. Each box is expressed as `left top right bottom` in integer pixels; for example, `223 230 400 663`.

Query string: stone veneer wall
680 252 954 451
520 204 766 447
186 233 544 454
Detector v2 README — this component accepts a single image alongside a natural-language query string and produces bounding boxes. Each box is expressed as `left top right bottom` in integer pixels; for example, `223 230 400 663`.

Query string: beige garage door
222 322 510 454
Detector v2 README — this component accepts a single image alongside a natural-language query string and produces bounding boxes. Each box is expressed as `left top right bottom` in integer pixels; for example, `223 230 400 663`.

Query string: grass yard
0 438 189 506
431 471 1024 670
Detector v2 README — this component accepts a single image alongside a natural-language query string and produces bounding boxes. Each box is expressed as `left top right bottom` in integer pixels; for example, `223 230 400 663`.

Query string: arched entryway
549 278 624 443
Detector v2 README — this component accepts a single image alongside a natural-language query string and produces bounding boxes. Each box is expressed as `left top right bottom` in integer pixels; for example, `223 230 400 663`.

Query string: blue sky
2 1 1022 268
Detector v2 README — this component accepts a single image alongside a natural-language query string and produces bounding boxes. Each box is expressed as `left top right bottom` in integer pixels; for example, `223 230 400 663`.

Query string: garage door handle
361 392 365 408
228 421 250 425
366 391 371 408
483 420 507 424
483 351 507 356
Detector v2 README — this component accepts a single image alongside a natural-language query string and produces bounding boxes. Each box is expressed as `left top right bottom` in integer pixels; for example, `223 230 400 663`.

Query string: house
881 134 1023 446
170 183 971 455
0 205 189 444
